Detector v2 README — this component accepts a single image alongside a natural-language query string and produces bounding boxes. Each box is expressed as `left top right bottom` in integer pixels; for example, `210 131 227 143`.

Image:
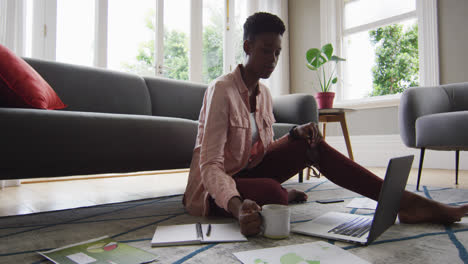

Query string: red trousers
210 138 384 216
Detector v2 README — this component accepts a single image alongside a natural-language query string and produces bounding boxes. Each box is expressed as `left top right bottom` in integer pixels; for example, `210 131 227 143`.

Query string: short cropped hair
243 12 285 41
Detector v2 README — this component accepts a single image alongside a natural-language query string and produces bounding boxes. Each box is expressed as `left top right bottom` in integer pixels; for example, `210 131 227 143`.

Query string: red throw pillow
0 44 67 110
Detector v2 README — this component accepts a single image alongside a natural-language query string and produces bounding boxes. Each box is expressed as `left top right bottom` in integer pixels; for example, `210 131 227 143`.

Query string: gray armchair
399 82 468 190
273 93 319 182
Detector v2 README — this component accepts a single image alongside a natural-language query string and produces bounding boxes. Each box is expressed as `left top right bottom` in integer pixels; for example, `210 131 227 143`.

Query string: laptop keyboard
328 216 372 238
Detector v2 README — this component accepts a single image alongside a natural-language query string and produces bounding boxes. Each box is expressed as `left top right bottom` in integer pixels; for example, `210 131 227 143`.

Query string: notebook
151 222 247 247
292 155 414 245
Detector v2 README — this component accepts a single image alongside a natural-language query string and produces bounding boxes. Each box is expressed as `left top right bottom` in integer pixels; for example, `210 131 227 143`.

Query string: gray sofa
0 58 318 180
399 82 468 189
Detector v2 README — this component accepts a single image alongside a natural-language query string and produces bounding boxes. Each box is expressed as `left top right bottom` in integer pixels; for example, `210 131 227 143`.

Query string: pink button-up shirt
183 65 279 216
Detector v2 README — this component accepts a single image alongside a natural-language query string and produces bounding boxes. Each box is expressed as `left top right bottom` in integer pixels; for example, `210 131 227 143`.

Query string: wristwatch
289 125 299 140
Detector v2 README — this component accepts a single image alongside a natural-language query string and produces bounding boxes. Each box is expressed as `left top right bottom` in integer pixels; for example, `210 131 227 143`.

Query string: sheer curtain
0 0 26 54
245 0 290 97
0 0 25 189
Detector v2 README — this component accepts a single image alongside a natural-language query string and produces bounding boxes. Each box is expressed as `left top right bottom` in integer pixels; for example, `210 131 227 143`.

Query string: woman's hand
238 199 262 236
293 122 323 147
228 197 262 236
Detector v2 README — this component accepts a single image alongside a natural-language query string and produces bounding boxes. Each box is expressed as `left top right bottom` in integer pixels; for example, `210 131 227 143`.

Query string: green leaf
330 55 346 62
306 63 318 71
322 43 333 60
332 77 338 84
306 48 327 69
306 48 321 62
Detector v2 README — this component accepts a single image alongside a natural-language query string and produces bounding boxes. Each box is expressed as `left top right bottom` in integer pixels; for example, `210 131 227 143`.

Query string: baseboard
325 134 468 170
0 180 21 189
21 169 190 184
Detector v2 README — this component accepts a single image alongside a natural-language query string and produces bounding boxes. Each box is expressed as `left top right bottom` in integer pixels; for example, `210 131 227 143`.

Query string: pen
206 224 212 237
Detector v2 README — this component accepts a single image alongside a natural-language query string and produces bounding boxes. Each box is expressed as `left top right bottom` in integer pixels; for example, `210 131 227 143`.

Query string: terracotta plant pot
315 92 335 109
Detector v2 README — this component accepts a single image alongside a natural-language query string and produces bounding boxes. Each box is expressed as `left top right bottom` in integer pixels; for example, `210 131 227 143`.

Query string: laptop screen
367 155 414 244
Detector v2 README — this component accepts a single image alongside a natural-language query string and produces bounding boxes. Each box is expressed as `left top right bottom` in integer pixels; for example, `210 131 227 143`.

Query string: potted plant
306 43 345 109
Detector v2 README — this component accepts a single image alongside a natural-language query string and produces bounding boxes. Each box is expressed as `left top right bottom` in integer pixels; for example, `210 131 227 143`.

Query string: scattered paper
234 241 370 264
66 252 96 264
346 198 377 210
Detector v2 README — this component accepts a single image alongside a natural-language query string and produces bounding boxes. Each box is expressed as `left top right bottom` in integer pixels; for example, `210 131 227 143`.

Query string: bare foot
287 189 308 203
398 191 468 224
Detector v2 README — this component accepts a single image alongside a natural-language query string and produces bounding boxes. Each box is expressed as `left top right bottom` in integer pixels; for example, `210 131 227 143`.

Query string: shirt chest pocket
261 114 275 143
227 115 250 157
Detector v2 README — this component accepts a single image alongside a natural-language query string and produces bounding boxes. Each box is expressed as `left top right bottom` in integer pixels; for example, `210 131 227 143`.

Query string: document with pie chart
38 236 157 264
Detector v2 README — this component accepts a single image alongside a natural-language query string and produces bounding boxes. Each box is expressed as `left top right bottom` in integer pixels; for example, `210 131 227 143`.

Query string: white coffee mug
260 204 290 239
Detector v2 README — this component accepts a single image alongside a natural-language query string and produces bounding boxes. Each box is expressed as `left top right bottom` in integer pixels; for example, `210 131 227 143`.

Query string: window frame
31 0 57 60
28 0 238 84
321 0 439 109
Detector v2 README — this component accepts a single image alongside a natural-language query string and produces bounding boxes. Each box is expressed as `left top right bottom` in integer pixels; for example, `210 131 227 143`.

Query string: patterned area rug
0 178 467 264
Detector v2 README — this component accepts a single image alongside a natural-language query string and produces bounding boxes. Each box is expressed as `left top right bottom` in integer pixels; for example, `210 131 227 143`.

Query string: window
233 0 248 66
342 0 417 101
108 0 155 76
202 0 223 83
322 0 438 106
163 0 190 80
56 0 95 66
344 0 415 29
18 0 289 92
25 0 34 57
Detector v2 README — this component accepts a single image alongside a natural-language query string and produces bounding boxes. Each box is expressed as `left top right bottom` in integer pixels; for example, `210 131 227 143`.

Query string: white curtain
245 0 290 97
0 0 26 55
0 0 24 189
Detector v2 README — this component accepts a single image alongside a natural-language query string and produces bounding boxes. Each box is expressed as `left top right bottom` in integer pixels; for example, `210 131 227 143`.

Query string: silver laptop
292 155 414 245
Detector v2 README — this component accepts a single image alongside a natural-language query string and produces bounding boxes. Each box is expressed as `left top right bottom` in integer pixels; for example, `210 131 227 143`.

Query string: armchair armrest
272 123 295 140
272 94 318 125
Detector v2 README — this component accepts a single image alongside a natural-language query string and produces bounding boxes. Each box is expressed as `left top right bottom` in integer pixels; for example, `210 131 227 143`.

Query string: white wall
326 135 468 170
288 0 321 95
438 0 468 84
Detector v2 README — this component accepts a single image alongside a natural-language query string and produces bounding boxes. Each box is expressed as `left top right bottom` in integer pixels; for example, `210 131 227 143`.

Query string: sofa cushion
24 58 152 116
416 111 468 150
0 44 67 109
144 76 206 120
0 108 198 179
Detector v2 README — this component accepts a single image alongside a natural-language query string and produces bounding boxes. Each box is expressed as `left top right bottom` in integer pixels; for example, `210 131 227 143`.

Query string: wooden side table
306 108 355 180
319 108 355 160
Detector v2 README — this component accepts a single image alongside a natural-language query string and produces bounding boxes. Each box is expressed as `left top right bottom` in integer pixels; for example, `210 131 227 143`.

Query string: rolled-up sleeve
199 84 241 212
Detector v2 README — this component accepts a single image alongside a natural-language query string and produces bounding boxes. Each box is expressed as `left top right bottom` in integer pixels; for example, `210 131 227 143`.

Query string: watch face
289 126 298 139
